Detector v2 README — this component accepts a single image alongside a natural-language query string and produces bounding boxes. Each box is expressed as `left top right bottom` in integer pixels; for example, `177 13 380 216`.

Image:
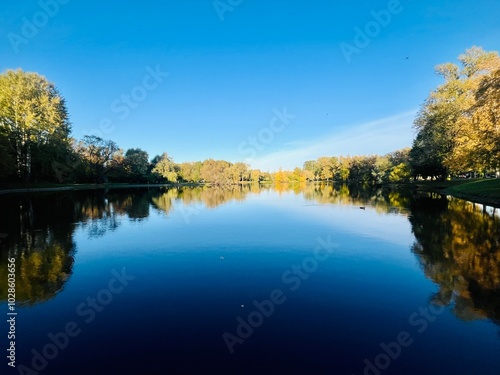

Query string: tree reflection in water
409 194 500 324
0 193 76 306
0 184 498 324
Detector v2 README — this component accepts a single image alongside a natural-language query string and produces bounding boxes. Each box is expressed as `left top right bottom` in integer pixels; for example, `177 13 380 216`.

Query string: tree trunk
16 138 22 180
26 141 31 182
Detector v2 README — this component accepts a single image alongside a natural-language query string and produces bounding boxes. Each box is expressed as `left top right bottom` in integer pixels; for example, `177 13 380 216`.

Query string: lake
1 184 499 375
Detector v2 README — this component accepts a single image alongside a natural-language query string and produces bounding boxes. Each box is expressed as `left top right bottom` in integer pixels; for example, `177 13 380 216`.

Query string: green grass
442 178 500 205
411 179 472 190
385 178 500 206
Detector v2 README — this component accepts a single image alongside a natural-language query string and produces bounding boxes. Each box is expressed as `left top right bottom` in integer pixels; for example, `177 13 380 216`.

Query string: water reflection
0 194 76 306
300 183 411 215
0 184 499 325
293 183 500 324
150 185 270 214
409 194 500 323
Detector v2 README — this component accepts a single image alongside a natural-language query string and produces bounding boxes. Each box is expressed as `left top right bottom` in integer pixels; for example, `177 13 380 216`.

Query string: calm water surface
1 184 499 374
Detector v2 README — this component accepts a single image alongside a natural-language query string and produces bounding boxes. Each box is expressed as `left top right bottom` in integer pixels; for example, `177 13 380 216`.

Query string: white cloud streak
250 109 418 171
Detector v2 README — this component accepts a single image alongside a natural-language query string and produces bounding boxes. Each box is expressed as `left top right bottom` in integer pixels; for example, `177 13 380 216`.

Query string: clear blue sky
1 0 499 171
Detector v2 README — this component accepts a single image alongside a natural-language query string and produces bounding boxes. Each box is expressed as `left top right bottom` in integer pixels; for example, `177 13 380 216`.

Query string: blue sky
1 0 499 171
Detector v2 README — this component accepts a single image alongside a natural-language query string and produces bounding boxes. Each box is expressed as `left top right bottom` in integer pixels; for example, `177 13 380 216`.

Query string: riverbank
0 182 202 195
1 179 499 207
403 178 500 207
440 179 500 206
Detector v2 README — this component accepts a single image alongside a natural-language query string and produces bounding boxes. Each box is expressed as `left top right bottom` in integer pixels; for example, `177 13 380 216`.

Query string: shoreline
1 179 499 207
385 179 500 208
0 183 202 195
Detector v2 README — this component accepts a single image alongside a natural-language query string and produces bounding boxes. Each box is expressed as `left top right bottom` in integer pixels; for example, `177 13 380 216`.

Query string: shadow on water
0 184 499 325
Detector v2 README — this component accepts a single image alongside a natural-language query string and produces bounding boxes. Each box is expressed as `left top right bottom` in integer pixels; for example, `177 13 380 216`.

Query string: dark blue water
1 185 499 374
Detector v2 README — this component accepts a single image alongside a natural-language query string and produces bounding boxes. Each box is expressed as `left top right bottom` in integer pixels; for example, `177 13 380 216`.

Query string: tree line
0 69 268 184
0 46 498 185
410 46 500 179
300 46 500 183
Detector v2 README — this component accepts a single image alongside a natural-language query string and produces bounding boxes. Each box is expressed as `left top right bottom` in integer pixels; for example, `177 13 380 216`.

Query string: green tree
317 156 339 181
372 156 392 184
409 130 448 179
349 155 377 183
0 131 16 180
388 148 411 167
338 157 350 181
32 136 77 183
76 135 119 183
152 152 179 183
124 148 149 182
200 159 232 185
178 161 202 183
389 163 411 182
0 69 70 181
289 167 306 182
303 160 320 180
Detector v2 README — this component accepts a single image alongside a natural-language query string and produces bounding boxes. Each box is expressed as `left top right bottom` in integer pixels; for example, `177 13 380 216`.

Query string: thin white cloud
250 109 418 171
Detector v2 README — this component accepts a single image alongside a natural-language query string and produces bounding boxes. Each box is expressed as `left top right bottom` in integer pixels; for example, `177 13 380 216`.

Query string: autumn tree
338 156 350 181
152 152 179 183
178 162 202 183
250 169 262 182
455 68 500 172
317 156 339 181
289 167 307 182
0 69 70 181
200 159 236 185
411 47 500 177
273 168 288 184
227 162 249 183
372 156 392 184
303 160 320 180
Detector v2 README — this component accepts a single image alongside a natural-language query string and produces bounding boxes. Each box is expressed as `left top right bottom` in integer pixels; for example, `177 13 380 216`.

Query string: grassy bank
385 178 500 207
397 178 500 206
441 178 500 206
